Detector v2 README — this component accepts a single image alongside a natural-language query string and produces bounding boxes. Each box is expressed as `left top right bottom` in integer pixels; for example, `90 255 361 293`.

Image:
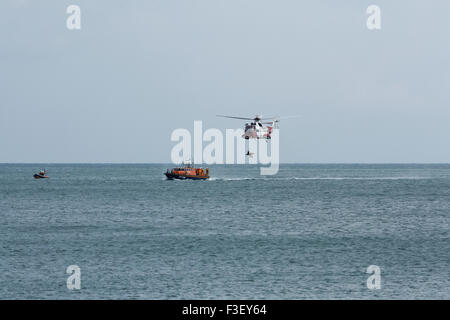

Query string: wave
208 176 435 181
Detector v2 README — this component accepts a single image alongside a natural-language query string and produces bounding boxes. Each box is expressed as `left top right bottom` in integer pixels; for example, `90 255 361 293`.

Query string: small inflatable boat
34 174 49 179
34 170 49 179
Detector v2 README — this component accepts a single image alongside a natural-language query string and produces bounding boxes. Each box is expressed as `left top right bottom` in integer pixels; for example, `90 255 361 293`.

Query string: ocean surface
0 164 449 299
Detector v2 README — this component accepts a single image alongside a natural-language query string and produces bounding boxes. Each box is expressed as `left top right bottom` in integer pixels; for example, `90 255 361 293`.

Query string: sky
0 0 449 163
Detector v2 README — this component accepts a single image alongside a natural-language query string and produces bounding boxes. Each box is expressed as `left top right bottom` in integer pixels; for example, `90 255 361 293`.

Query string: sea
0 164 449 299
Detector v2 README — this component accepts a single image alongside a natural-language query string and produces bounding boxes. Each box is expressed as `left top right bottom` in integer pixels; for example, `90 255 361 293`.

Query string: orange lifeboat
164 163 210 180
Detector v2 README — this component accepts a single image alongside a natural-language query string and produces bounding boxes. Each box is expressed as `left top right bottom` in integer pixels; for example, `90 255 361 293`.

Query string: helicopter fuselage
243 122 273 139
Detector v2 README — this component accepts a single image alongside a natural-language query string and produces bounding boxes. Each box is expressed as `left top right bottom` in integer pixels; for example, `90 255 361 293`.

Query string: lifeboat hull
165 172 209 180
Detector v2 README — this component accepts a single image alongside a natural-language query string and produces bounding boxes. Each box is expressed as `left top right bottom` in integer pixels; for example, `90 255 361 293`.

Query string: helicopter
217 114 297 140
216 114 278 140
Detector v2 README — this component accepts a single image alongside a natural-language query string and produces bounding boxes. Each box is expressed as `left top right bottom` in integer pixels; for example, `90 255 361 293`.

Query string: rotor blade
277 115 300 120
262 115 300 121
258 116 277 120
216 115 254 120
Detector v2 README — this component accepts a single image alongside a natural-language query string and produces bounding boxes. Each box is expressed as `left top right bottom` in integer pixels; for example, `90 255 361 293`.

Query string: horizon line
1 162 449 165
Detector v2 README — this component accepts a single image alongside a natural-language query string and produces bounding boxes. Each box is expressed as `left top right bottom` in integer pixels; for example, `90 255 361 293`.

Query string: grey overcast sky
0 0 449 163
